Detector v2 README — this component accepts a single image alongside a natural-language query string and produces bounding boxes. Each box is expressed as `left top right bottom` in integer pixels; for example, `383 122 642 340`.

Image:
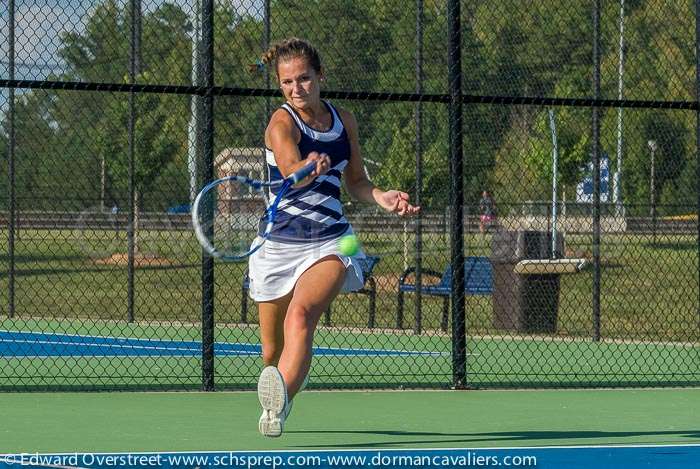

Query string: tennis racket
192 163 316 261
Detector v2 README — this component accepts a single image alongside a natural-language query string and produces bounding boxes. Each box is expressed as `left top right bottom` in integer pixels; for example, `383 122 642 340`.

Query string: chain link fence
1 0 698 391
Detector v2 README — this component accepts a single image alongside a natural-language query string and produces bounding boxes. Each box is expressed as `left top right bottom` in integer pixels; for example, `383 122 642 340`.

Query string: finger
389 196 400 212
402 204 419 217
397 200 409 215
317 154 331 174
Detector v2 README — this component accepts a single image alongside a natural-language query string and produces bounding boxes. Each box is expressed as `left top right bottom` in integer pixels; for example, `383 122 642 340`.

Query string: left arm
340 109 420 216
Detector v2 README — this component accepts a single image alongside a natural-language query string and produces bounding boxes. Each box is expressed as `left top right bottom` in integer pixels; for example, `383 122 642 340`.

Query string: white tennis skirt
247 231 365 302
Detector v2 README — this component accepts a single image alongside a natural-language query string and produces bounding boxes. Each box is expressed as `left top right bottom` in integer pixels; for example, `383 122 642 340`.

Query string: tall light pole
648 139 657 244
549 109 559 258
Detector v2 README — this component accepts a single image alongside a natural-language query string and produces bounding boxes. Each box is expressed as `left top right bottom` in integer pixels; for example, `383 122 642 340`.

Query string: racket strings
197 178 268 259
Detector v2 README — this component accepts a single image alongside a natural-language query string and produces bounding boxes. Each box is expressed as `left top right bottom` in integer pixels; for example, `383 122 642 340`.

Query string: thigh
289 255 347 319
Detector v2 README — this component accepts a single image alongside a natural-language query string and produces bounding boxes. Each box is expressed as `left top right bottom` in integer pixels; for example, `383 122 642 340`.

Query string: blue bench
397 256 493 331
242 255 382 328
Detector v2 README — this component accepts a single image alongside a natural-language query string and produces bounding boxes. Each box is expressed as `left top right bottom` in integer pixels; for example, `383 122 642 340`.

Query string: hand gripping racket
192 163 316 261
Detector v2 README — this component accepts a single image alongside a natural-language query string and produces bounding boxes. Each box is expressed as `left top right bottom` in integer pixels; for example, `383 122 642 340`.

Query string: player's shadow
288 429 700 448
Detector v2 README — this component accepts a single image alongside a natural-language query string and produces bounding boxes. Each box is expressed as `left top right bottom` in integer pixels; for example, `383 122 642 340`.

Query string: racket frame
192 163 316 261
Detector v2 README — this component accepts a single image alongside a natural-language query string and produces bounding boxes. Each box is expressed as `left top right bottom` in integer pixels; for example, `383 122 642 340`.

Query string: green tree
364 1 499 210
524 109 590 197
1 92 62 211
601 0 696 214
46 1 191 252
56 0 192 210
213 5 270 151
99 77 182 252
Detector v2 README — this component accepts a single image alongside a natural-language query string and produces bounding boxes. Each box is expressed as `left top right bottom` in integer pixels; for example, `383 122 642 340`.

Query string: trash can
491 230 564 333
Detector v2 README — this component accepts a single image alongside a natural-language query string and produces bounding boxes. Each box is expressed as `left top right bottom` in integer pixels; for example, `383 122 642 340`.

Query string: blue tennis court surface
1 445 698 468
0 330 445 358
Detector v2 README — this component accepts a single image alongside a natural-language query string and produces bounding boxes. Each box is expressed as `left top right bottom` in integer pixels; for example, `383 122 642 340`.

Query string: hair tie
255 59 265 71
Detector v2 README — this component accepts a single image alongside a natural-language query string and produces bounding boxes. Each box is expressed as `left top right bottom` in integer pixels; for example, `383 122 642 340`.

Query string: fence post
447 0 466 389
7 0 16 319
592 0 602 342
201 0 216 392
696 0 700 330
127 0 142 324
413 0 424 336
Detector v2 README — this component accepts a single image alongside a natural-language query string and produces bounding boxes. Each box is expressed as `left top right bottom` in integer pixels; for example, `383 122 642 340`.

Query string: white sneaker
257 366 288 437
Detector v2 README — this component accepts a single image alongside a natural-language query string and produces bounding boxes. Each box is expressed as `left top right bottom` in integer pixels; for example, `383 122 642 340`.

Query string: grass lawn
1 227 698 340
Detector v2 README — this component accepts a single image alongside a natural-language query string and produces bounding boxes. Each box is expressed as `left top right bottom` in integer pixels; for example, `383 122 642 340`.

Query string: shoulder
266 108 299 142
333 105 359 136
268 107 295 129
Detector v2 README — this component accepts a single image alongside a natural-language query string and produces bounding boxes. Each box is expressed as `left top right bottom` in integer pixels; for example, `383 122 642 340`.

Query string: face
277 56 323 111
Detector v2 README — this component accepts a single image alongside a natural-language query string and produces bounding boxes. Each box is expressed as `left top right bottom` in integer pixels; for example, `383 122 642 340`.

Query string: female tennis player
249 37 419 437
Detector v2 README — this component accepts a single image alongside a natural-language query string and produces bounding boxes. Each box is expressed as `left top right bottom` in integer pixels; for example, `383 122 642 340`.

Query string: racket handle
289 162 317 184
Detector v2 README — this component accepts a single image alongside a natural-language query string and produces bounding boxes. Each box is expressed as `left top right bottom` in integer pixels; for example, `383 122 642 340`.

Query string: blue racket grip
288 162 317 184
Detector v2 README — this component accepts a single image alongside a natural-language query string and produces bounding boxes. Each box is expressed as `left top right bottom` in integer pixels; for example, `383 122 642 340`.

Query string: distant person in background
479 190 497 235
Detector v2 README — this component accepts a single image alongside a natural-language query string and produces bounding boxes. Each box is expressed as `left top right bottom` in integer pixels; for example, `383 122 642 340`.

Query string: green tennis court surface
1 388 698 468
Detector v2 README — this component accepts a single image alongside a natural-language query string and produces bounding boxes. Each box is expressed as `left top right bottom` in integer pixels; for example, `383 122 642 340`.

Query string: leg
256 291 292 438
277 255 346 400
241 273 251 323
257 291 293 367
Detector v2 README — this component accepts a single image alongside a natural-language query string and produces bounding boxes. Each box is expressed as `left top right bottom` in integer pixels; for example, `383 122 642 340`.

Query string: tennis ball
338 234 360 256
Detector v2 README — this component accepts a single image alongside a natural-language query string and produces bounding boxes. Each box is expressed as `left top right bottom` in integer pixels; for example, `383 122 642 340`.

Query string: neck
290 100 325 120
294 101 322 114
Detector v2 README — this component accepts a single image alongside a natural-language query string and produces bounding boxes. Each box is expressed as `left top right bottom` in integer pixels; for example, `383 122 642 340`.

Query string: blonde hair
249 37 322 75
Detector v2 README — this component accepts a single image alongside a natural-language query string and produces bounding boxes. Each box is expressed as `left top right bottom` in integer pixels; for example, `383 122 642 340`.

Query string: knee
285 303 317 333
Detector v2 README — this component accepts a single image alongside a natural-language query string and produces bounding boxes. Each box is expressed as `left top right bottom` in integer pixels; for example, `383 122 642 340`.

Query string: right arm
264 110 329 185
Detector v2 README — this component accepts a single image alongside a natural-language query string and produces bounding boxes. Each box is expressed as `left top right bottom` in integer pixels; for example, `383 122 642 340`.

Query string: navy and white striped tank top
263 100 351 243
